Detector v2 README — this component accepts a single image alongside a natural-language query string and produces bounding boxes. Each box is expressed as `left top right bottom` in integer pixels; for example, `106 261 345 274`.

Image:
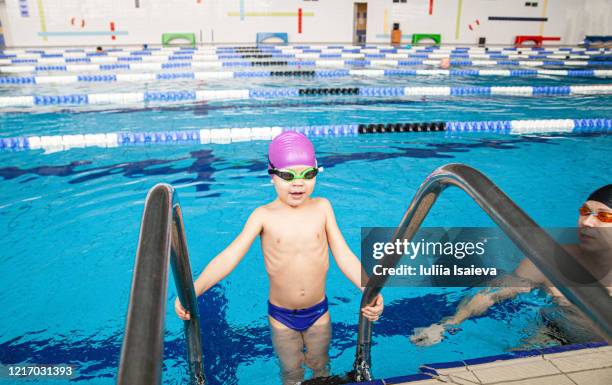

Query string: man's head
439 57 451 69
268 131 318 207
578 184 612 253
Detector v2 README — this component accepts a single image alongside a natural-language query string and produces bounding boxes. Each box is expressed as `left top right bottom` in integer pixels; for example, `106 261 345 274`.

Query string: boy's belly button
300 289 305 296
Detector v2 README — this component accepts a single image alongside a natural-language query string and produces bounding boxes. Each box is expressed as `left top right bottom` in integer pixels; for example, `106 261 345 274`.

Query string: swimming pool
1 45 611 384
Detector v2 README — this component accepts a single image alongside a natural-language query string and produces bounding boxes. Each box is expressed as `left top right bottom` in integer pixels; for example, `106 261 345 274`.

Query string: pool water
1 53 611 384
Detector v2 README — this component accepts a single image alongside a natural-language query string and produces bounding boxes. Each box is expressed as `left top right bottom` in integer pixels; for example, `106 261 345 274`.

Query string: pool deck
369 344 612 385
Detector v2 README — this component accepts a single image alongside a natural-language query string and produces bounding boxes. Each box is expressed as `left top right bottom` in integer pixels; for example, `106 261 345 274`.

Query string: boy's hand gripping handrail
117 183 205 385
353 163 612 381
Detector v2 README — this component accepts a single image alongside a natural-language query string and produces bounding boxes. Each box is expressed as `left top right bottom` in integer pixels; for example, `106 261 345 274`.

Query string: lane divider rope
2 45 609 57
3 58 611 74
2 51 610 65
1 68 611 85
1 118 609 152
1 85 610 108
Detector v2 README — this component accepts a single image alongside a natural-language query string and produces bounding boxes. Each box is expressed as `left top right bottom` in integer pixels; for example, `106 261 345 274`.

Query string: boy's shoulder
251 204 270 217
312 197 333 209
252 201 281 218
308 198 335 216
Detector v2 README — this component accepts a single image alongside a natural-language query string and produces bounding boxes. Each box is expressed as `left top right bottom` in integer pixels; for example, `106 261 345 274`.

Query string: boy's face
271 165 316 207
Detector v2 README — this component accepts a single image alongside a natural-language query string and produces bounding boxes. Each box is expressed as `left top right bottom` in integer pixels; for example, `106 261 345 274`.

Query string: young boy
175 131 384 385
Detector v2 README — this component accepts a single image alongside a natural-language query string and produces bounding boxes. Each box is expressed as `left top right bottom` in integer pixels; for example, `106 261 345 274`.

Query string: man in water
439 57 451 69
411 185 612 346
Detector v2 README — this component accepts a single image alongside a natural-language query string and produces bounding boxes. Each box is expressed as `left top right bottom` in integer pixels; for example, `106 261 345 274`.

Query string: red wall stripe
298 8 303 34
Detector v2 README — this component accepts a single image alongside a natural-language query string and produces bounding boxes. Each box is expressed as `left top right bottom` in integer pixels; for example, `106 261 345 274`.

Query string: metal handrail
117 183 205 385
353 163 612 381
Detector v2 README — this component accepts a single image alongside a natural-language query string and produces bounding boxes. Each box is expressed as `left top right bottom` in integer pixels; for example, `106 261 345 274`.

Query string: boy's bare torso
259 197 330 312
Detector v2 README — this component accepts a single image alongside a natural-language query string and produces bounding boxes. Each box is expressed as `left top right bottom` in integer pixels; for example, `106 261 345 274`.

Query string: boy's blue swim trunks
268 297 329 331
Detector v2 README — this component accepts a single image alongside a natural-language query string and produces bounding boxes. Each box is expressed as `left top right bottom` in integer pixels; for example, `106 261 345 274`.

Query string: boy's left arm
322 198 384 321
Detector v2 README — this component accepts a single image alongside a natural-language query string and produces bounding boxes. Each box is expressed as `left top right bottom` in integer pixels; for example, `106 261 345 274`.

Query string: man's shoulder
514 258 546 284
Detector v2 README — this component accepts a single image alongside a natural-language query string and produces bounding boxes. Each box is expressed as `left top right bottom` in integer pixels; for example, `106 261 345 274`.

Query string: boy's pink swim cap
268 131 316 169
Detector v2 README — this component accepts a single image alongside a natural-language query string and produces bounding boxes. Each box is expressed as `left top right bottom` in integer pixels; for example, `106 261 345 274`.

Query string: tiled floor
393 345 612 385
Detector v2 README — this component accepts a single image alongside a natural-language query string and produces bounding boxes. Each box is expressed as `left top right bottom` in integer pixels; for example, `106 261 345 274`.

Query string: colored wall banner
70 18 86 28
468 19 481 32
455 0 463 39
539 0 549 35
429 0 434 16
36 0 47 42
383 9 389 35
298 8 302 34
19 0 30 17
489 16 548 22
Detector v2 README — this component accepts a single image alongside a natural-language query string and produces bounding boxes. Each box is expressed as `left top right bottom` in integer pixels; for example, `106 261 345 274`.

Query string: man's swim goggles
268 166 321 182
579 205 612 223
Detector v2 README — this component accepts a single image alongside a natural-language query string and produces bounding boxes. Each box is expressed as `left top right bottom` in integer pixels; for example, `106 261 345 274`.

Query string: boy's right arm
175 207 264 320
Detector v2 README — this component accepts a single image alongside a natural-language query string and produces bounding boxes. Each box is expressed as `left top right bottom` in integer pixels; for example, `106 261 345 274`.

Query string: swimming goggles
579 205 612 223
268 167 319 181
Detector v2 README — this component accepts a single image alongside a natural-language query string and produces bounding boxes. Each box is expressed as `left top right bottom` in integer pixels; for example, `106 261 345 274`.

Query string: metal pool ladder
352 163 612 382
117 183 205 385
